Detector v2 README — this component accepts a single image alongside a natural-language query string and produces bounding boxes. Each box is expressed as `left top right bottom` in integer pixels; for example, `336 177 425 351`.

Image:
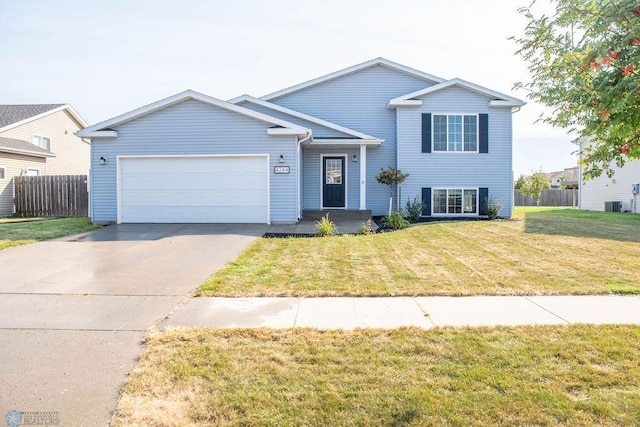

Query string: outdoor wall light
352 154 358 162
279 155 286 163
99 156 107 165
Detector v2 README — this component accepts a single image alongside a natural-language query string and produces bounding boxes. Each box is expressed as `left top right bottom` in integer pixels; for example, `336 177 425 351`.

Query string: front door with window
323 156 345 208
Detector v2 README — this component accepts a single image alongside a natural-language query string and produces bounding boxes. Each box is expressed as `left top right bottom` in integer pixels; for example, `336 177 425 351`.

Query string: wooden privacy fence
14 175 88 217
514 188 578 207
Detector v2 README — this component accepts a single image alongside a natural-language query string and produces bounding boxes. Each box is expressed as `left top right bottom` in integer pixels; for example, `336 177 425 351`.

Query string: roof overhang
77 90 309 139
0 146 56 158
0 104 88 133
230 94 382 141
304 138 383 148
261 57 445 101
388 78 526 109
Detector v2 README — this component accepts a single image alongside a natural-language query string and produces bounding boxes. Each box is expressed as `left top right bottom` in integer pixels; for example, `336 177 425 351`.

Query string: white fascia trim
310 139 383 146
261 57 445 101
230 95 381 141
388 78 526 109
0 104 89 133
77 130 119 139
0 147 56 158
77 90 309 138
267 128 308 136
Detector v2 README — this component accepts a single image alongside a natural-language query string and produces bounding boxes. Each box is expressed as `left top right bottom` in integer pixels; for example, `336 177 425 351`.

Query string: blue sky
0 0 575 176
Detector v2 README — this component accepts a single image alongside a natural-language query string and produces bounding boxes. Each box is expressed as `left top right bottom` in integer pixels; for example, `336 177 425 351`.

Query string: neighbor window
32 135 51 151
433 114 477 152
0 167 5 179
433 189 477 214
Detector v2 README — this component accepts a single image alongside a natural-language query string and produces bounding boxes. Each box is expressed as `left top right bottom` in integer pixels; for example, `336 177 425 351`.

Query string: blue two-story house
77 58 524 224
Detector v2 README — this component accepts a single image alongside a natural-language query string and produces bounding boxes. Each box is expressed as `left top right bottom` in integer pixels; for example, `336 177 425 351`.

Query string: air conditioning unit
604 201 622 212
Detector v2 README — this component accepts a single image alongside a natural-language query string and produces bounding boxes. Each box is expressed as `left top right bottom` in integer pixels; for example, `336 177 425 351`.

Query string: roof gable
0 104 88 132
261 57 445 101
0 136 55 158
388 78 525 109
230 95 382 142
77 90 309 139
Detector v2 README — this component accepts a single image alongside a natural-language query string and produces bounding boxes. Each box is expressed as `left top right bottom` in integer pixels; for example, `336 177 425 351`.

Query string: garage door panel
119 156 269 223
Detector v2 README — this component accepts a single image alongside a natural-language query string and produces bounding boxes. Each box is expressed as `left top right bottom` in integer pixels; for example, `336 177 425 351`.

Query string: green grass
0 217 100 250
112 325 640 426
197 208 640 296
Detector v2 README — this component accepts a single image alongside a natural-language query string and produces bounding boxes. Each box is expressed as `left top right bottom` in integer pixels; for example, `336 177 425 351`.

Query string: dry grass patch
0 217 100 250
113 325 640 426
198 208 640 296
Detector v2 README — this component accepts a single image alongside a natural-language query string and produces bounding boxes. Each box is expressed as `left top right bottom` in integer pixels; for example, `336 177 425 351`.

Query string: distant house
578 138 640 213
0 104 89 215
544 171 565 188
77 57 524 224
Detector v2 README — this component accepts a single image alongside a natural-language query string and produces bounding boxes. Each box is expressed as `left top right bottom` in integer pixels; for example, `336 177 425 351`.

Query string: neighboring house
77 58 524 224
0 104 89 215
544 171 565 188
578 139 640 213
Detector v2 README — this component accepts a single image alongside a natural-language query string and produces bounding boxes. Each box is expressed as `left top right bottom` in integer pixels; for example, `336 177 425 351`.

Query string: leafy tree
376 166 408 214
513 0 640 179
516 171 551 206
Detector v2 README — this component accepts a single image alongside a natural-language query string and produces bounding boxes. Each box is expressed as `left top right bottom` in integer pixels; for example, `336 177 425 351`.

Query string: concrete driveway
0 223 266 426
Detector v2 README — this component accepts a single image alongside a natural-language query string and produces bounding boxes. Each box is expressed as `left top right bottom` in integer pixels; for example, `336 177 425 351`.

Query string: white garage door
118 156 269 223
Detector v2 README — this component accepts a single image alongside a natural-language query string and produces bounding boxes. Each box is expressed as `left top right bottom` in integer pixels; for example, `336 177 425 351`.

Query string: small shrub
359 219 374 235
314 214 338 236
403 195 425 223
384 211 409 230
485 196 505 219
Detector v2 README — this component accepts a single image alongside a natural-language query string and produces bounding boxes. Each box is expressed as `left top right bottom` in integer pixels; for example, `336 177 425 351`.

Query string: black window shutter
422 187 431 216
479 113 488 153
422 113 431 153
479 187 489 215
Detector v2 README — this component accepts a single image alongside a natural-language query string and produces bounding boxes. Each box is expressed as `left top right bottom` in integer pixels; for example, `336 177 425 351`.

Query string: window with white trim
0 167 5 179
32 135 51 151
433 189 477 214
433 114 477 152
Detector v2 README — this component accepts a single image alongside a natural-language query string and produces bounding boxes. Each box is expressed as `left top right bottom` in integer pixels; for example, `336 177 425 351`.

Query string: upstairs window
433 114 477 152
32 135 50 151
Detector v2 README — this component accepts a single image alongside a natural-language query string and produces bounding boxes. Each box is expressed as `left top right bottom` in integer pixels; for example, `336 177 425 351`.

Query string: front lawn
198 208 640 296
0 217 101 250
112 325 640 426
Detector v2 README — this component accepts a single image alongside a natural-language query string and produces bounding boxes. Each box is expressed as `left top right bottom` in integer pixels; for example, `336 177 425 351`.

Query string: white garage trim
116 154 270 224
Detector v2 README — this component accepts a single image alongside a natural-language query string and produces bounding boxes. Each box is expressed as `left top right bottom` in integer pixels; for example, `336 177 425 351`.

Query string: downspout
297 130 312 220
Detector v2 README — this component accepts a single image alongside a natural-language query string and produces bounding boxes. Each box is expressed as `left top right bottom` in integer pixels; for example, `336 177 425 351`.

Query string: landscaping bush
485 196 505 219
383 211 409 230
359 219 374 235
403 195 425 223
314 214 338 236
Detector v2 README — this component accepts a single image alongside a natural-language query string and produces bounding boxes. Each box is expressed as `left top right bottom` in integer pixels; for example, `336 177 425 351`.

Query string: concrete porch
266 215 377 236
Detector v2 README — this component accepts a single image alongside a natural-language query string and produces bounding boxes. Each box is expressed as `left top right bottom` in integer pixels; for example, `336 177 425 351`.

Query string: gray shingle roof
0 136 54 157
0 104 65 129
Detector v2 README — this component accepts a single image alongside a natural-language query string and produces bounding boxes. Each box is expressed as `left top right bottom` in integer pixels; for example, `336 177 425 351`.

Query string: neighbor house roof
260 57 445 101
229 95 383 143
77 90 310 139
0 136 56 158
0 104 88 132
388 78 525 108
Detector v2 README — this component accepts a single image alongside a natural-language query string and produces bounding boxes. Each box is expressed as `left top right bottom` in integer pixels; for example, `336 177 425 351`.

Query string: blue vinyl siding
90 99 298 223
269 65 436 215
397 86 513 217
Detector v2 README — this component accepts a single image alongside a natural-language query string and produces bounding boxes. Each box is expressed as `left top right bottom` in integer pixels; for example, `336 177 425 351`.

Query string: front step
302 209 372 221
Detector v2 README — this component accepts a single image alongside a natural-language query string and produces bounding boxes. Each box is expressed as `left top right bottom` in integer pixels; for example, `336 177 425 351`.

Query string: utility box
633 184 640 195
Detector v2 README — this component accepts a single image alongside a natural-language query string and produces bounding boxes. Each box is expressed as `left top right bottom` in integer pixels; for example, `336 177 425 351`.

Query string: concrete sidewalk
161 295 640 329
